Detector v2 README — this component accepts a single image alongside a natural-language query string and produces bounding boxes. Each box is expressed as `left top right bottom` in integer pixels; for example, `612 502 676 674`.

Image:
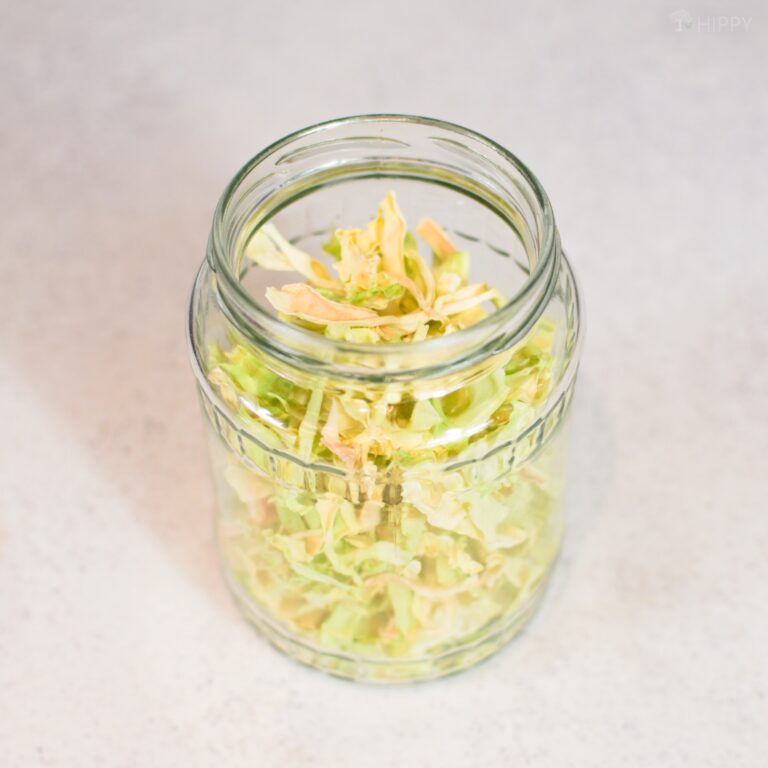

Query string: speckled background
1 1 766 766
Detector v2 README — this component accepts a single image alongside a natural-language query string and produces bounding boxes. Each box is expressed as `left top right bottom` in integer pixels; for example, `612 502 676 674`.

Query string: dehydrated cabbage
208 193 561 666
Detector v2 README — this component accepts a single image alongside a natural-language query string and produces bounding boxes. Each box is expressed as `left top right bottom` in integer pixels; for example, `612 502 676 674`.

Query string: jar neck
207 115 560 384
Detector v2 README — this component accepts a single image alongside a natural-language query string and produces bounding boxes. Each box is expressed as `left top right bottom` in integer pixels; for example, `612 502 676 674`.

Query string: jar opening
207 115 559 382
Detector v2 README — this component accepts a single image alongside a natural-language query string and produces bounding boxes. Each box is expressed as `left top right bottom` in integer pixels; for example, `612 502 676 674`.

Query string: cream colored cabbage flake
246 223 339 289
266 283 380 325
377 191 407 278
416 217 458 258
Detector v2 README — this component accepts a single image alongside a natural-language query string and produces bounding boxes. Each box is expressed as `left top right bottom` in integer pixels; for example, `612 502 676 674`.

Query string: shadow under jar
187 115 584 683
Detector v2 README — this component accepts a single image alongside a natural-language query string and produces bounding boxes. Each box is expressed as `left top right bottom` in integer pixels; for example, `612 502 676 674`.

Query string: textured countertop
1 2 766 766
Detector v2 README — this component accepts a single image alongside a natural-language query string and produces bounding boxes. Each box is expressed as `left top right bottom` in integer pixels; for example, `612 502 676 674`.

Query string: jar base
222 566 552 684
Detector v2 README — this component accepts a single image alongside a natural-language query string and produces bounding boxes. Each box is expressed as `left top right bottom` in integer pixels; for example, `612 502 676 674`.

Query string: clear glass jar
187 115 583 682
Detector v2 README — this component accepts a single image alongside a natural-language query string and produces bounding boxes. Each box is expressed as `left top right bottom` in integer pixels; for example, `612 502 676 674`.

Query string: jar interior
234 176 535 321
208 118 562 379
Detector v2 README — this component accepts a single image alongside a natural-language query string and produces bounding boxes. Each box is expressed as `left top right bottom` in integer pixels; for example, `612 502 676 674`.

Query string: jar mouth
207 114 559 382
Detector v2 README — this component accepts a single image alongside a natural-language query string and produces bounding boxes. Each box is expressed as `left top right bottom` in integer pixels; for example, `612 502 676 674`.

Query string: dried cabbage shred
208 192 560 663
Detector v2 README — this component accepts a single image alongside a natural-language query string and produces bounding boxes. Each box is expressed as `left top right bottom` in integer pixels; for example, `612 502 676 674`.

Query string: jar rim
207 114 560 382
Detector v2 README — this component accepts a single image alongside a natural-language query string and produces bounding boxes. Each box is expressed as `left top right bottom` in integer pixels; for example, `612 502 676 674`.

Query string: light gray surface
1 1 767 766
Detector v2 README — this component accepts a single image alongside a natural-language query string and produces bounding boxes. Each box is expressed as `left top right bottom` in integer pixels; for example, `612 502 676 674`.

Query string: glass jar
187 115 583 682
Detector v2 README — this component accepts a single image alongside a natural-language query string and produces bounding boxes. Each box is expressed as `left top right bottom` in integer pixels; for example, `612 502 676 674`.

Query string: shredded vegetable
207 193 561 665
